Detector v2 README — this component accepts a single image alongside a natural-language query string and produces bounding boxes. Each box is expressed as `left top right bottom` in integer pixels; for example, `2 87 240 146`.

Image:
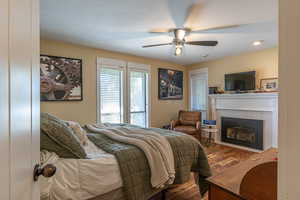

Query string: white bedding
40 140 123 200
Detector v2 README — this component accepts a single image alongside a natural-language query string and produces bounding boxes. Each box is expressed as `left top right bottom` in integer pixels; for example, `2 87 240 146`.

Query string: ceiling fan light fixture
175 46 183 56
253 40 264 46
175 29 187 41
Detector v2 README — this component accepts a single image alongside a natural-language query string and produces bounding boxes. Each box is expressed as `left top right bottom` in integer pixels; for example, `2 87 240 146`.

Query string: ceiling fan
142 3 243 56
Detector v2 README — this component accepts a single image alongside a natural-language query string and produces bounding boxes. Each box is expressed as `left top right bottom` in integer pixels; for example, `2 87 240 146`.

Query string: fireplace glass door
221 117 263 150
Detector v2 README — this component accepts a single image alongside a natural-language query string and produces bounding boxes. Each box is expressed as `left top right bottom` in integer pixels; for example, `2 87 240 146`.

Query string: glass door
99 67 124 123
129 71 149 127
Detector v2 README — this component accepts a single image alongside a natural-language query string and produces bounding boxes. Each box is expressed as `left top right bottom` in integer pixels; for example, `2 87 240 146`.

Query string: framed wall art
260 78 278 92
158 68 183 100
40 55 83 101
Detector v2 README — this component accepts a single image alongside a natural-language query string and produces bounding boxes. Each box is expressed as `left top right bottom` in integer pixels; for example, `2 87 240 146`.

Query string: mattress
40 140 123 200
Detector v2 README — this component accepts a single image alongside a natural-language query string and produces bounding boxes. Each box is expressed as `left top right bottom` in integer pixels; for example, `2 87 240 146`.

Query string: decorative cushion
65 121 89 146
41 113 87 159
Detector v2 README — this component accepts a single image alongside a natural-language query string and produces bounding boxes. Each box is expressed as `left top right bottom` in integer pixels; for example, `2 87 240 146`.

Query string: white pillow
65 121 89 146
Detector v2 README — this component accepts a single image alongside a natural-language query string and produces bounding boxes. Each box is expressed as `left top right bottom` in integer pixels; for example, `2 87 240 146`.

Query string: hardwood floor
154 144 257 200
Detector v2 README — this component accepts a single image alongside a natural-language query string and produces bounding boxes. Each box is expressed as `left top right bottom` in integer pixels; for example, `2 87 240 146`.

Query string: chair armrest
196 121 202 130
170 120 180 130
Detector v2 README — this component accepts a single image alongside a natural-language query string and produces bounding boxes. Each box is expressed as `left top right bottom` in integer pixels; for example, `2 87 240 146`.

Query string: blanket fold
86 124 175 188
86 124 211 200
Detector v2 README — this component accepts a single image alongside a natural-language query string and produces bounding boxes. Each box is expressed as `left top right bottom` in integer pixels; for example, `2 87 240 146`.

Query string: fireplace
221 117 263 150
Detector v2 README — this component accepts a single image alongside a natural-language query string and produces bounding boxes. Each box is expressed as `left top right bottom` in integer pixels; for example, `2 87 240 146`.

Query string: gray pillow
41 113 87 159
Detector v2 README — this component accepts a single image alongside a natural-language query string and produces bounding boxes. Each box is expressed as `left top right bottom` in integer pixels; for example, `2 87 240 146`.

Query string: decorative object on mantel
158 68 183 100
209 87 224 94
209 87 218 94
40 55 83 101
216 88 225 94
260 78 278 92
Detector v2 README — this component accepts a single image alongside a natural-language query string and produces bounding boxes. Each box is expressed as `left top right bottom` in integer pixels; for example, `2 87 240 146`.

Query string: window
129 71 148 127
97 58 150 127
190 68 208 121
100 68 124 123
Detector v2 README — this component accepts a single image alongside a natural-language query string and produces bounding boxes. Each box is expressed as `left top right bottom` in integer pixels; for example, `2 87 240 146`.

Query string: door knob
33 164 56 181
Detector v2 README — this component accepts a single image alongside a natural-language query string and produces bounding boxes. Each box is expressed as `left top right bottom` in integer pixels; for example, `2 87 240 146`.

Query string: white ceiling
41 0 278 65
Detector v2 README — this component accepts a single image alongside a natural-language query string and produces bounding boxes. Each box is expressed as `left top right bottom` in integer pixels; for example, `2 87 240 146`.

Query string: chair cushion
41 113 87 159
174 126 198 135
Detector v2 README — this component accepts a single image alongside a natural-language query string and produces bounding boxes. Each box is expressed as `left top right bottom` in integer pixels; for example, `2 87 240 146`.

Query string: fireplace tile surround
209 93 278 151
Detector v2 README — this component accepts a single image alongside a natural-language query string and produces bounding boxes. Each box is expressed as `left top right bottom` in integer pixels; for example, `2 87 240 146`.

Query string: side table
202 125 218 146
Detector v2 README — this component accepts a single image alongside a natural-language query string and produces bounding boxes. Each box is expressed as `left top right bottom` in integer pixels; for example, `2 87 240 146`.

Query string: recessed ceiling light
253 40 264 46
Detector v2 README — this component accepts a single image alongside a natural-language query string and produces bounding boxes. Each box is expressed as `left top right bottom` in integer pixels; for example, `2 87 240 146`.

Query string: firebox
221 117 263 150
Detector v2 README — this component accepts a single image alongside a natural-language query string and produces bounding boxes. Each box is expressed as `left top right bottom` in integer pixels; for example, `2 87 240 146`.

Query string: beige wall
188 48 278 89
278 0 300 198
40 39 188 127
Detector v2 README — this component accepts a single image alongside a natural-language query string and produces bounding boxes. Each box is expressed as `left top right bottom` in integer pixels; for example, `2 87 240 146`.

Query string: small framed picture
260 78 278 92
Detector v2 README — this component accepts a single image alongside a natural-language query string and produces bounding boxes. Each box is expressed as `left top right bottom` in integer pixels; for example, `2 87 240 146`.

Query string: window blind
99 67 123 123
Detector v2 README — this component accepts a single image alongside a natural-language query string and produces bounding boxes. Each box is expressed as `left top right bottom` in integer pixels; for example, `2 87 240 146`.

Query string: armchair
170 110 202 141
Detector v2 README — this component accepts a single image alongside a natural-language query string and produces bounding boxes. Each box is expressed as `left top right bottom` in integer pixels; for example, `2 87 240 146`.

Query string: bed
40 140 124 200
40 113 211 200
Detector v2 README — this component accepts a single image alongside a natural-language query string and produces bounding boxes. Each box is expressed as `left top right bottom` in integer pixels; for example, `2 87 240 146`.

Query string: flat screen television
225 71 256 91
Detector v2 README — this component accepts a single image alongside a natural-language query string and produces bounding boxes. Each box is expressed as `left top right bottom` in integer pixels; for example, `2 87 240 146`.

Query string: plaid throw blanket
86 124 211 200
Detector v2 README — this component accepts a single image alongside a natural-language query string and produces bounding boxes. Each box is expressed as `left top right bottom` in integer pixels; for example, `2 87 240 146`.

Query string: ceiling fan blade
149 28 171 33
184 3 202 28
186 41 218 46
142 43 172 48
191 25 242 32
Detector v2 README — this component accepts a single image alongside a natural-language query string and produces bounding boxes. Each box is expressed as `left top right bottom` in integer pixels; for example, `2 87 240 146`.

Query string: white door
0 0 40 199
190 69 208 121
129 70 149 127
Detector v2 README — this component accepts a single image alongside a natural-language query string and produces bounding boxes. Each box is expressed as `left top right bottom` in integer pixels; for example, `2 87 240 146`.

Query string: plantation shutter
99 67 123 123
97 58 126 123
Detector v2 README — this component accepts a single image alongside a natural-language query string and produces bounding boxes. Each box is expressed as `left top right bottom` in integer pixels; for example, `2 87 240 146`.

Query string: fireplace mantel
209 92 278 151
209 93 278 112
